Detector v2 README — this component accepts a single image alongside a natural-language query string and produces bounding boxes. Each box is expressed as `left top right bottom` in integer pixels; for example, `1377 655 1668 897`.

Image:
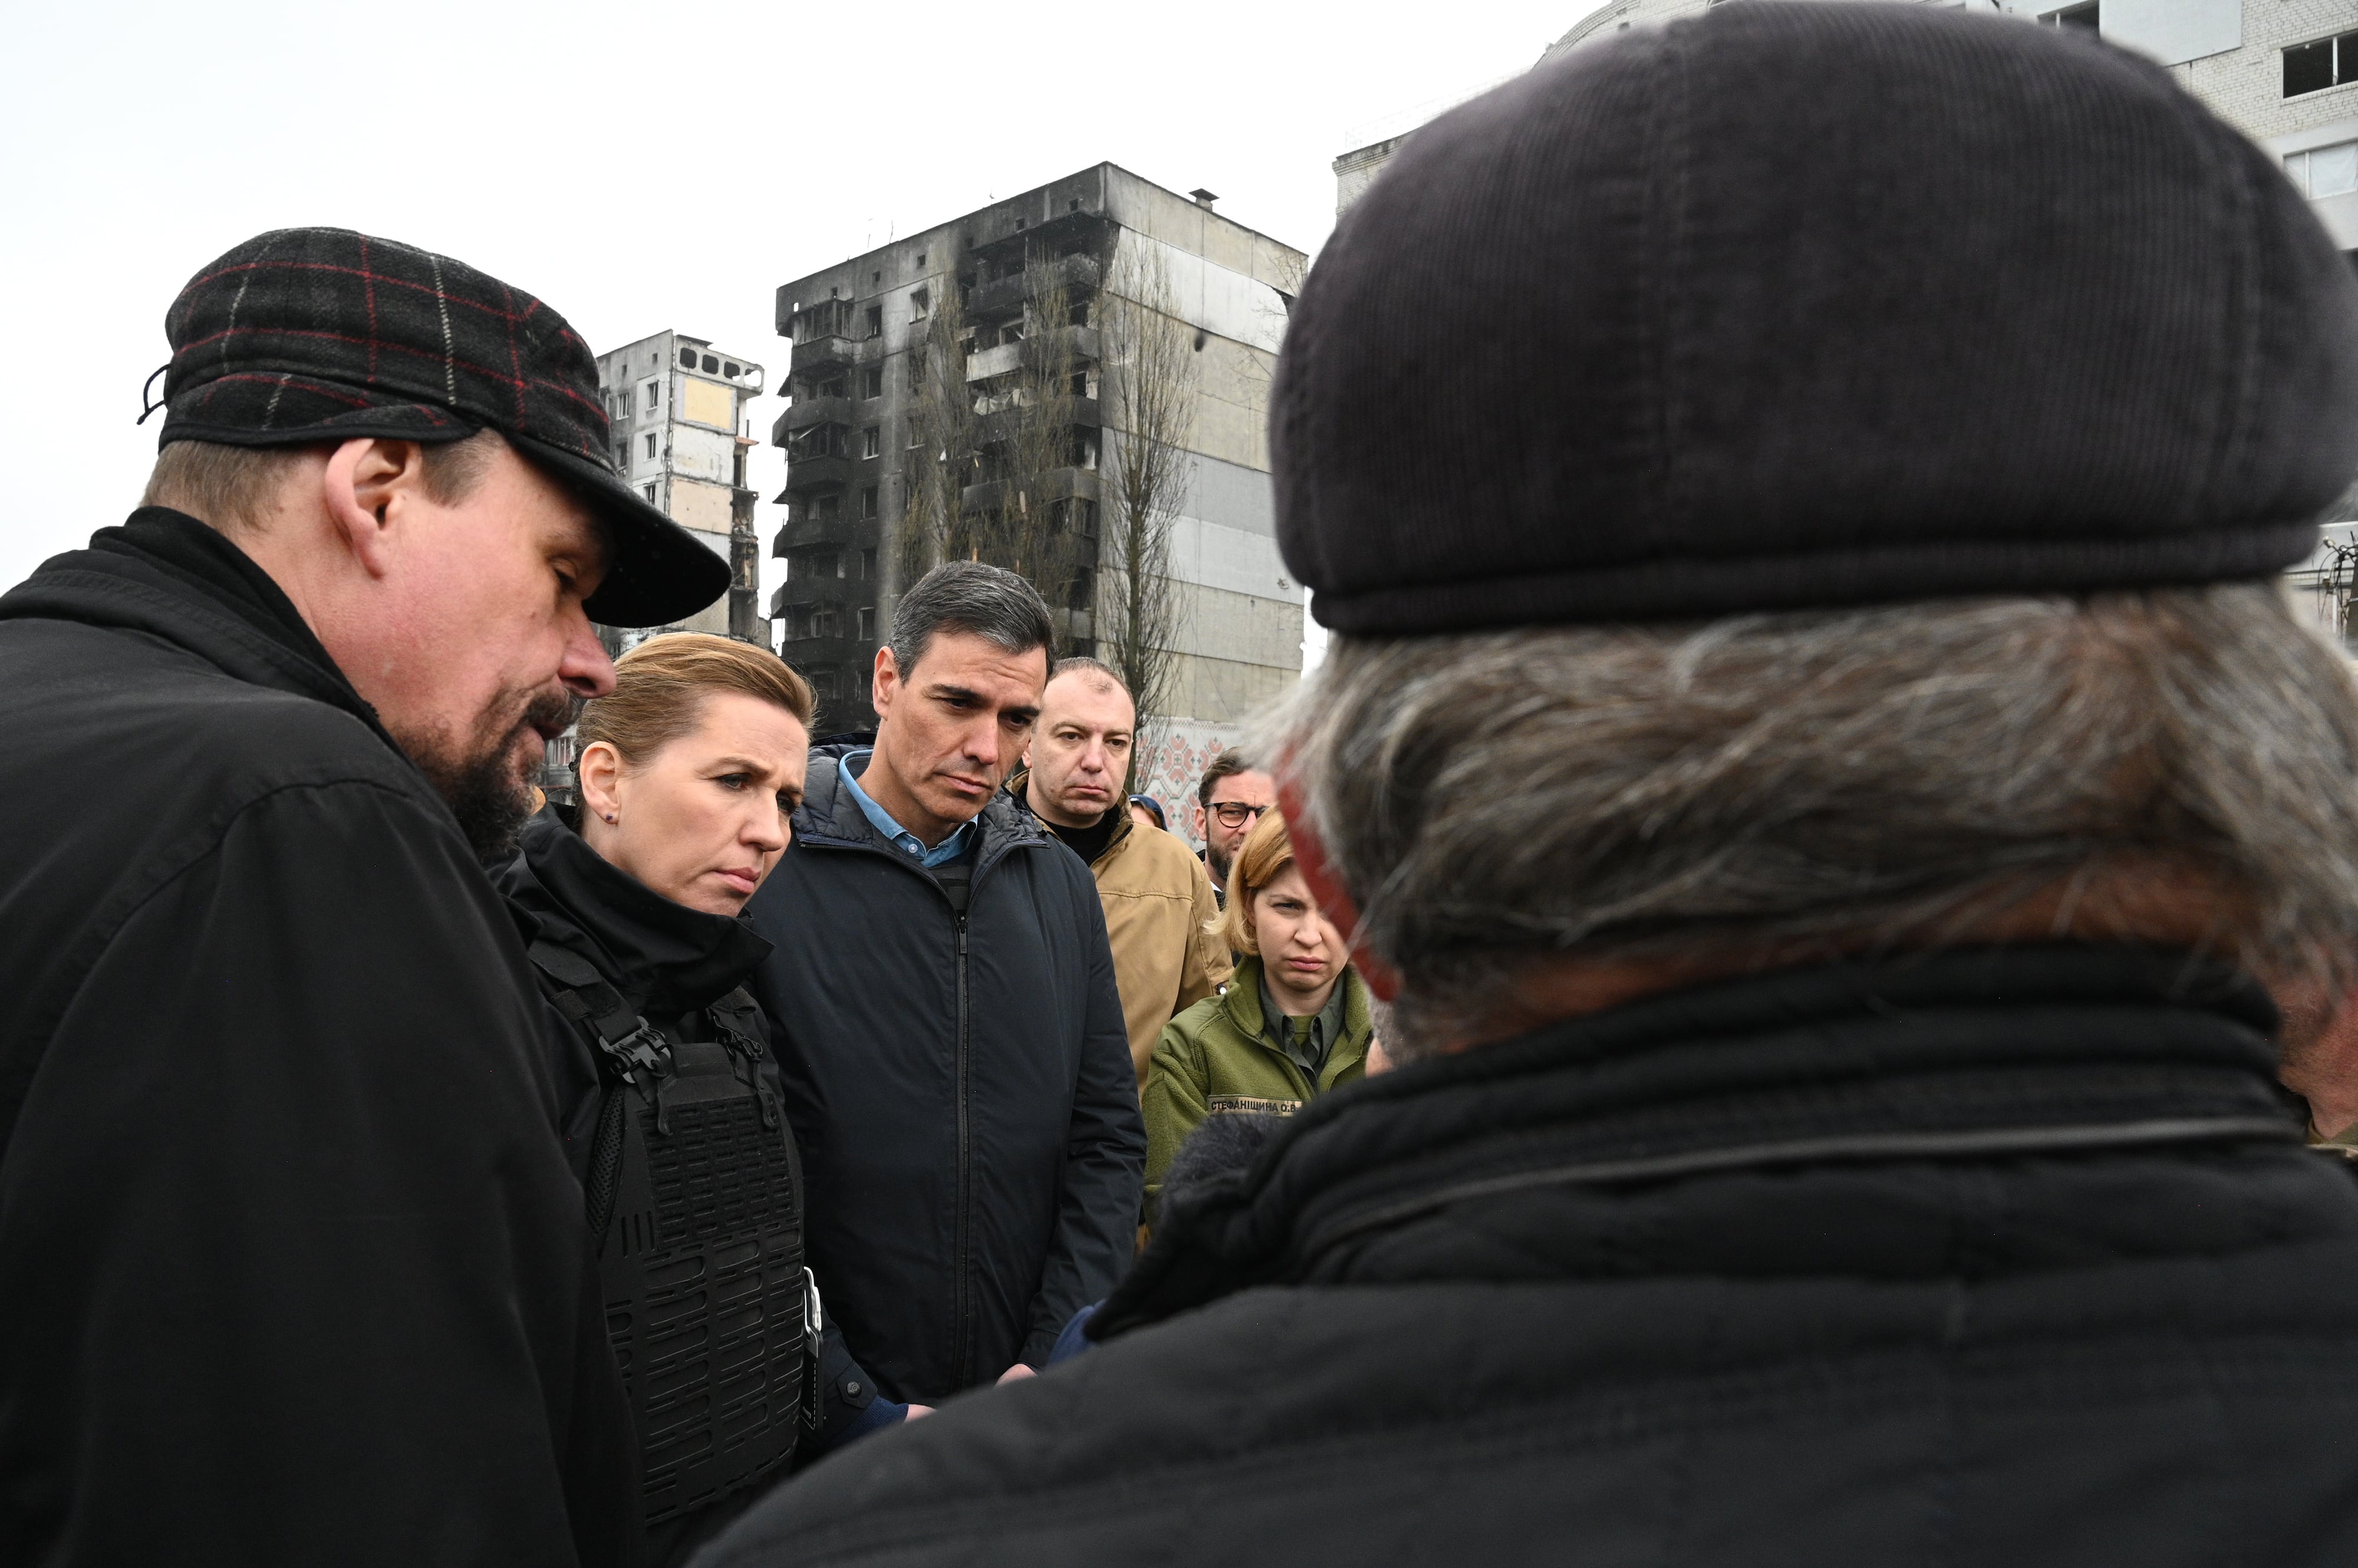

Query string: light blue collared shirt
838 750 979 868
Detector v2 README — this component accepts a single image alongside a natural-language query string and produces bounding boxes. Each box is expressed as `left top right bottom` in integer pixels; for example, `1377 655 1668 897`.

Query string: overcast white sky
0 0 1600 602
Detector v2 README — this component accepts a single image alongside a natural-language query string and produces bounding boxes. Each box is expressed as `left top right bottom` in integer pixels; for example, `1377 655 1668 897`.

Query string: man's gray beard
394 687 580 862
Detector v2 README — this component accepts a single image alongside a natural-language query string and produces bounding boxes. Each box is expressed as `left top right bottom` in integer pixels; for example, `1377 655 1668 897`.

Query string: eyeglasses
1208 801 1272 829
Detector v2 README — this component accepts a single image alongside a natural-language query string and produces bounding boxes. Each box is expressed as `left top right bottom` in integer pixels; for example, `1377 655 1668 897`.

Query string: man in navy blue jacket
745 561 1143 1438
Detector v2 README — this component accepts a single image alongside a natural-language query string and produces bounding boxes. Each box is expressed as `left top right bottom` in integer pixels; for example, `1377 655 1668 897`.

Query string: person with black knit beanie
696 9 2358 1566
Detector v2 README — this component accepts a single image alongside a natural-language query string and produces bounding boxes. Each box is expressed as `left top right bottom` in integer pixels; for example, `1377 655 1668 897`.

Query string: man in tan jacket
1015 658 1231 1088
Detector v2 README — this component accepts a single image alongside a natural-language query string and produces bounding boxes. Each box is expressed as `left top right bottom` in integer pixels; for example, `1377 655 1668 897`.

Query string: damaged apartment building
539 332 766 803
595 330 768 648
769 164 1308 804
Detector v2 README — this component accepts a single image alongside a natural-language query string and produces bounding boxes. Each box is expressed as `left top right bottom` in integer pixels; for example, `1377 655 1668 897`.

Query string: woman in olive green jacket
1143 808 1372 1212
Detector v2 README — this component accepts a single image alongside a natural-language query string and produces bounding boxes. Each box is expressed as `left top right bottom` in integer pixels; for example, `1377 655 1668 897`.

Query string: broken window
815 608 841 638
861 548 878 579
861 367 883 398
725 362 740 378
642 378 661 410
644 433 657 460
1069 299 1091 328
861 486 879 519
700 354 717 373
641 484 656 503
911 288 931 321
821 377 847 400
817 494 841 523
863 427 882 459
858 606 876 640
2285 29 2358 96
865 305 884 338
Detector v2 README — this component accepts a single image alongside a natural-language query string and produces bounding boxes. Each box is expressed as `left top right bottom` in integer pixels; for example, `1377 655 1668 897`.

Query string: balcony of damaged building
963 321 1099 386
963 249 1104 329
769 546 878 691
964 207 1114 289
960 429 1102 518
784 294 889 379
774 417 857 508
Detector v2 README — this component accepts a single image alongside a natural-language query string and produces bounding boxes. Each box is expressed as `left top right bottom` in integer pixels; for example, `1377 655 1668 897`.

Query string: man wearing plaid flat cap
0 229 724 1567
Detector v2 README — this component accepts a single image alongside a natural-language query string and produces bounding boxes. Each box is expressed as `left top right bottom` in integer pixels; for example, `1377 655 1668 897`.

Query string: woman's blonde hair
576 633 813 763
1218 808 1296 957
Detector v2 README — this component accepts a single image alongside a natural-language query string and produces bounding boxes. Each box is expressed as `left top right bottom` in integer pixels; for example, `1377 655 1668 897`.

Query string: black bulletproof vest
528 941 816 1527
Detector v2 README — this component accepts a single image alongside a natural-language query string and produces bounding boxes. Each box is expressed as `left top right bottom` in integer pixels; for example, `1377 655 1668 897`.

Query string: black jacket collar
0 508 389 745
499 805 772 1019
1100 944 2305 1336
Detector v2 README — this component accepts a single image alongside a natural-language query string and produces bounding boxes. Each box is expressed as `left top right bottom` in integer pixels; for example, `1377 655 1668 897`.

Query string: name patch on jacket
1207 1096 1302 1117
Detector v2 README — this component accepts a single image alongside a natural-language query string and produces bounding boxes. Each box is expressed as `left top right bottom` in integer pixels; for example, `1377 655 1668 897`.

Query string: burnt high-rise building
770 164 1309 801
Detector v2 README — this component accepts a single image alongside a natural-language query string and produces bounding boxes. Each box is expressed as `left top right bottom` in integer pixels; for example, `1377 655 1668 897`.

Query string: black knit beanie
1274 2 2358 635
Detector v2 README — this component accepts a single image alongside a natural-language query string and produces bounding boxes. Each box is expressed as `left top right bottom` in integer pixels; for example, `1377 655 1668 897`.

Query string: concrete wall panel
1163 516 1292 599
672 483 735 535
681 378 736 431
1165 579 1304 668
1178 450 1278 538
670 425 737 486
1168 647 1297 730
1113 231 1290 353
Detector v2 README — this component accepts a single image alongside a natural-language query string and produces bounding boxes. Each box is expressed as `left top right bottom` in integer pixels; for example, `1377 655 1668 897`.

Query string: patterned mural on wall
1131 718 1243 848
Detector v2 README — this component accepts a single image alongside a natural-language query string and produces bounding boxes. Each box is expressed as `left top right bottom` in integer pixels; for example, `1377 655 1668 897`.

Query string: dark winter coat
741 746 1144 1409
500 805 780 1181
499 806 848 1566
694 945 2358 1568
0 510 636 1567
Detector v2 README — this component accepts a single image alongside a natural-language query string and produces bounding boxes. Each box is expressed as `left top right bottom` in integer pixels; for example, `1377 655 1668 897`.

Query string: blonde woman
1140 808 1372 1213
497 633 832 1566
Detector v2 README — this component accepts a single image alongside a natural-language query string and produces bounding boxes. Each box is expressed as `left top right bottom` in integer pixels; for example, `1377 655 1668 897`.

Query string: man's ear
321 437 427 579
871 646 900 723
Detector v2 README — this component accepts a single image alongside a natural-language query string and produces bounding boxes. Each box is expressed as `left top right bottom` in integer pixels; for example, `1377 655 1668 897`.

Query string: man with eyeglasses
1190 749 1276 910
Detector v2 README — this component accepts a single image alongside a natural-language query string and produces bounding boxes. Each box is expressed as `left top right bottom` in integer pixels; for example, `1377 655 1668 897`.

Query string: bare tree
1098 239 1197 792
900 281 976 588
986 256 1084 595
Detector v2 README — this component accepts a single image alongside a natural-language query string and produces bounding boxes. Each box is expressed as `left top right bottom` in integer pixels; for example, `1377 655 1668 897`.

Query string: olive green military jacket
1142 955 1372 1210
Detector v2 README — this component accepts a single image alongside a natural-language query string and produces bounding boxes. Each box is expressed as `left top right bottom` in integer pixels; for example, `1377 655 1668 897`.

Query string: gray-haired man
744 562 1142 1438
700 6 2358 1566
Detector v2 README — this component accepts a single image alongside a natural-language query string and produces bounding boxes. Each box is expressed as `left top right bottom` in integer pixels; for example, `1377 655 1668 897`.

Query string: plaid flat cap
155 227 727 628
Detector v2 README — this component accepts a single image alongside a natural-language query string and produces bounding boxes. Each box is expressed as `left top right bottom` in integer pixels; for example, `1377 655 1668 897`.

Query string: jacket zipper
953 911 972 1384
802 766 1034 1389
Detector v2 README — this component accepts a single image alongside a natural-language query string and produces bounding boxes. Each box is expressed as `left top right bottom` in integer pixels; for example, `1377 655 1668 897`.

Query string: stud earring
604 812 618 825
